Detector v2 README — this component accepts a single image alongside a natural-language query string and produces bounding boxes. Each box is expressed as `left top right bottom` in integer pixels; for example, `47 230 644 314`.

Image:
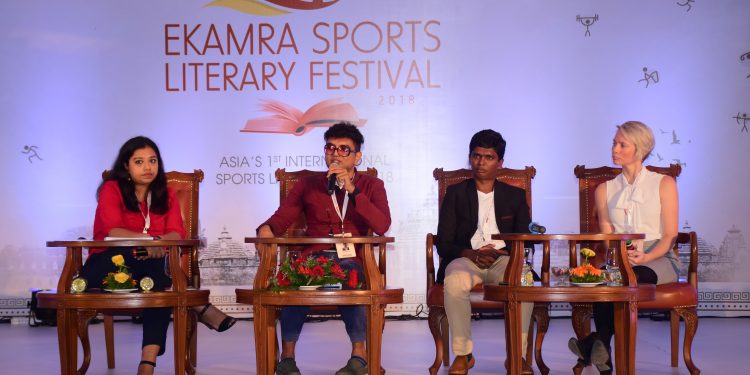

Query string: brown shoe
448 354 475 375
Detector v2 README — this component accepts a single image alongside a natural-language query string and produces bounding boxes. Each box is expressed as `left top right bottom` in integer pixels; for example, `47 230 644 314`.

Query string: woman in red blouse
80 136 236 375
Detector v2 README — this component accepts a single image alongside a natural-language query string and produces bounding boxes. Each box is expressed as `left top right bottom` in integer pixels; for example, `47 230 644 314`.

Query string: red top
90 180 186 255
260 172 391 258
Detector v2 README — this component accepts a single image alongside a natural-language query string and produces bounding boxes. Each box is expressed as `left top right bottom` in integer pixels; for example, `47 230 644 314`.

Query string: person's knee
443 273 473 297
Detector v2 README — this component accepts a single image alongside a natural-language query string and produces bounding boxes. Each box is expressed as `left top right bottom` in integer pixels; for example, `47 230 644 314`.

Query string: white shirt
606 168 664 241
470 190 506 250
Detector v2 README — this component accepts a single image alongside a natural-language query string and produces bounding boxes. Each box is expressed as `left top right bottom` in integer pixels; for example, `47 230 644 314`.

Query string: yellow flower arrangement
569 248 604 283
103 255 137 290
112 254 125 266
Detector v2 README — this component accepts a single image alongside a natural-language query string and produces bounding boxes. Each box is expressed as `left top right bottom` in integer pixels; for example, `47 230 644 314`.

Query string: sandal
198 303 237 332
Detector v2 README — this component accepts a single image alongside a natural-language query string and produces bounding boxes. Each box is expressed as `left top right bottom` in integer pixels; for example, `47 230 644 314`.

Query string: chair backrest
101 169 204 285
275 167 379 237
433 166 536 214
574 164 682 265
574 164 681 233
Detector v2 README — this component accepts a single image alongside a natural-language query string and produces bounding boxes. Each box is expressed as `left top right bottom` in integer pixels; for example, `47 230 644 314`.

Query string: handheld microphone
327 160 340 195
528 222 546 234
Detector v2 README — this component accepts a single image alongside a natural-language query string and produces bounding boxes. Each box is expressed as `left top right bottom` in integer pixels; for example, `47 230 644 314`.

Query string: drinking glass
605 247 622 286
551 266 570 286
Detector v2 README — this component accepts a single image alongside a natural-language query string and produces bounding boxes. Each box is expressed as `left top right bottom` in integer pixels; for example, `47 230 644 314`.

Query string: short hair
469 129 506 159
617 121 655 162
323 122 364 151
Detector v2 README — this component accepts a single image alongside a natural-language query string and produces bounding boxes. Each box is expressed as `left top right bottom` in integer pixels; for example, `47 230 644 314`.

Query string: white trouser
443 256 533 356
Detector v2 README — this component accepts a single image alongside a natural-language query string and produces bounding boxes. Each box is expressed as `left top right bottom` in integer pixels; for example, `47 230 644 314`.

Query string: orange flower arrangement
569 248 604 283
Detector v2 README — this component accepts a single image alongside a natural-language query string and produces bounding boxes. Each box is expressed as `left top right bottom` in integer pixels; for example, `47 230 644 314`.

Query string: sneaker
335 356 368 375
276 357 302 375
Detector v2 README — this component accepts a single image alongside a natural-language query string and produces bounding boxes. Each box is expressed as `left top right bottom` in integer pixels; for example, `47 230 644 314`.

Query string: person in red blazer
257 123 391 375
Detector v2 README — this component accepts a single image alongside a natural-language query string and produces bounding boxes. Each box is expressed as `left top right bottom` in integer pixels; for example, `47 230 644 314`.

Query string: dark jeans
593 265 658 349
80 247 172 355
280 252 366 343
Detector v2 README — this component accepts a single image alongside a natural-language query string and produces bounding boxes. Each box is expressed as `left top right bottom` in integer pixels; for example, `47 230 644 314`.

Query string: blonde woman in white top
568 121 680 374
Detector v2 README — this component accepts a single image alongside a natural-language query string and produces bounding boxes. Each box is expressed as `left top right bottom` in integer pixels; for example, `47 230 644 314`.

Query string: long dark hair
97 136 169 214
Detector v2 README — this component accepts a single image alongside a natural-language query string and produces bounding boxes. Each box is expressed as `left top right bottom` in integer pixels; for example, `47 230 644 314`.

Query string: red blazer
91 180 186 255
260 171 391 257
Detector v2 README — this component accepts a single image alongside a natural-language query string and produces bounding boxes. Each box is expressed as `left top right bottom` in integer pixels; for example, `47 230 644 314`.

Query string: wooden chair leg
104 314 115 369
77 309 98 375
675 306 701 375
532 303 550 375
571 303 593 339
441 313 450 365
670 310 679 367
427 306 446 375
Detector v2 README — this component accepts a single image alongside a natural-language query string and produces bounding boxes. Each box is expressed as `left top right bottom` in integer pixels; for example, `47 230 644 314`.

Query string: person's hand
327 164 355 193
136 247 166 260
627 248 648 265
475 244 504 268
256 225 274 253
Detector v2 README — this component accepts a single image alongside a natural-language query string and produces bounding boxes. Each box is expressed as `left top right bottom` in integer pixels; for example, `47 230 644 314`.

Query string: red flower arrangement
270 255 361 291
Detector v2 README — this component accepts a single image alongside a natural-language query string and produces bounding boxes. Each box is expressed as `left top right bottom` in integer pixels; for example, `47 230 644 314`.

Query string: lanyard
330 191 349 233
140 191 151 234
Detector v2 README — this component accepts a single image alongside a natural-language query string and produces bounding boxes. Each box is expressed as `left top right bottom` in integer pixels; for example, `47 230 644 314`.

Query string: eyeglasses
324 143 355 157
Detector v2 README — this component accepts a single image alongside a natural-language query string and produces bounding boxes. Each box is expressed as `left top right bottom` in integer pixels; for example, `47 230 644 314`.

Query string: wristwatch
348 187 360 199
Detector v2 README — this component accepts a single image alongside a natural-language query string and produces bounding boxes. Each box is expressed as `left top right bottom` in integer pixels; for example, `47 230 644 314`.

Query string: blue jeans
280 252 366 343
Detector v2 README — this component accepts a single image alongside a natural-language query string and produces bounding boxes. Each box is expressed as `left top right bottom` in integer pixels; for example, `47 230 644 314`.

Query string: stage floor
1 316 746 374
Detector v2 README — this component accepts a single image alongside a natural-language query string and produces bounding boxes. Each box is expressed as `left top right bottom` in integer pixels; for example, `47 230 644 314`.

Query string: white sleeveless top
606 168 664 242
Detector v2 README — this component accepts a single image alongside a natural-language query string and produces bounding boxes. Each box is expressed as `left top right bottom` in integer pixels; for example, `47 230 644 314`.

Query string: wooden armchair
274 168 388 282
37 170 207 375
425 167 551 375
573 164 700 374
235 167 403 374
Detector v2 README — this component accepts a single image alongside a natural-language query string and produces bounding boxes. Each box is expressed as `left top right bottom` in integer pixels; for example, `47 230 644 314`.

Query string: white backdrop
2 0 749 317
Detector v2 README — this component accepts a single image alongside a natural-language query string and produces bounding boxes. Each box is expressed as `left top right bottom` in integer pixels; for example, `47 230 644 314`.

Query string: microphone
327 160 340 195
528 222 546 234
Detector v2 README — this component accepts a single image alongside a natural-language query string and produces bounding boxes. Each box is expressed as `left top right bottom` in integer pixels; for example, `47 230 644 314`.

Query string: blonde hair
617 121 655 162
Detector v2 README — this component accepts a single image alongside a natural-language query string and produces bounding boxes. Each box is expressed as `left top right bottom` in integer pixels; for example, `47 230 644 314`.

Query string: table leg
613 302 635 375
366 303 384 375
173 306 187 375
56 307 75 375
505 301 523 375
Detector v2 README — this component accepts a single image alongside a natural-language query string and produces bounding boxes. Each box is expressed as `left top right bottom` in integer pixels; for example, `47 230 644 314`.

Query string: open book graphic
240 98 367 136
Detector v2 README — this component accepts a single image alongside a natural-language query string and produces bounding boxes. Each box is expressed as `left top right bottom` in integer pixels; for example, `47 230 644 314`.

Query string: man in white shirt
435 129 535 374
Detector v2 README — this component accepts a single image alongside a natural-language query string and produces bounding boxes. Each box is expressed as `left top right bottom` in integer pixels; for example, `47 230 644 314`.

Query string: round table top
47 239 200 247
490 233 646 241
244 236 395 245
235 287 404 306
484 283 655 303
35 289 210 309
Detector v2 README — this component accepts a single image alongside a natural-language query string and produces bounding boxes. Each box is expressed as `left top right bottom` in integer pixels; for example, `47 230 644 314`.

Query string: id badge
334 232 356 258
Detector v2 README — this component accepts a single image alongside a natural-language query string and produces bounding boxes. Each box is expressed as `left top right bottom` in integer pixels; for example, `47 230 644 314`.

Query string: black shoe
197 303 237 332
568 337 589 366
568 332 607 367
276 357 302 375
590 339 611 372
335 356 368 375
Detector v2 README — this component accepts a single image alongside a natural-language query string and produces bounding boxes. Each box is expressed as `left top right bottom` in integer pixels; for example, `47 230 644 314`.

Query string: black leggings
80 247 172 355
592 266 658 349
